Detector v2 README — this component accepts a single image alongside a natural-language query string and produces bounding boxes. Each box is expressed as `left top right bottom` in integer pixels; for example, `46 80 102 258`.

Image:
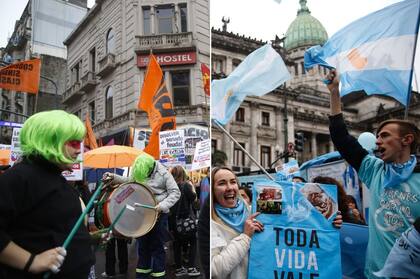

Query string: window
89 101 95 124
234 142 245 167
106 28 115 54
235 107 245 122
301 62 306 75
143 7 151 35
211 139 217 154
89 48 96 73
156 5 174 34
180 4 188 32
294 64 298 75
232 59 241 71
105 86 113 119
212 57 224 74
171 71 190 106
73 110 81 119
260 145 271 168
72 62 80 84
262 111 270 126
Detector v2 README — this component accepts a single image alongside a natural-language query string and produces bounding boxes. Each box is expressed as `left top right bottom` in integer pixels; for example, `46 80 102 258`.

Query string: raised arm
326 70 368 171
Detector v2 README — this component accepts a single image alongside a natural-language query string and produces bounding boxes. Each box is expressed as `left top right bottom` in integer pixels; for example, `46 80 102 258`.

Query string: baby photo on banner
249 179 342 279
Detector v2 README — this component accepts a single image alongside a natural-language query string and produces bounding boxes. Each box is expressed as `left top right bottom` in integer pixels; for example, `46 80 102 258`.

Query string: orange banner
84 115 98 150
138 54 176 159
0 59 41 94
201 63 210 96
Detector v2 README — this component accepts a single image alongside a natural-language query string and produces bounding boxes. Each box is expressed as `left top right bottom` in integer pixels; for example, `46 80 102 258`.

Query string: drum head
108 182 158 238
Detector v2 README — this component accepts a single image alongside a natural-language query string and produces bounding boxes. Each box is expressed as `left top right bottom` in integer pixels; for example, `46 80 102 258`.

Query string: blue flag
249 180 341 278
340 223 369 279
304 0 420 106
211 44 291 125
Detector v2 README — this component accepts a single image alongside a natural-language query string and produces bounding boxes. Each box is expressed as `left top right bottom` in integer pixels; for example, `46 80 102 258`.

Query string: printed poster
249 179 341 279
159 130 186 167
191 139 211 171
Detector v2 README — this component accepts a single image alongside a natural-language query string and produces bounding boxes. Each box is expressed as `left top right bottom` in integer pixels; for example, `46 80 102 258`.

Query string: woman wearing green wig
103 152 180 279
0 110 95 278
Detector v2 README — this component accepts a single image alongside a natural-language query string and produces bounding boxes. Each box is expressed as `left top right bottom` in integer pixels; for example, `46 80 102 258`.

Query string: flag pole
213 120 274 181
404 10 420 119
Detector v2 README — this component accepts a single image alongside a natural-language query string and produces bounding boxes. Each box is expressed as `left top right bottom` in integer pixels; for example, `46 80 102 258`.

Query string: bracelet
23 253 36 273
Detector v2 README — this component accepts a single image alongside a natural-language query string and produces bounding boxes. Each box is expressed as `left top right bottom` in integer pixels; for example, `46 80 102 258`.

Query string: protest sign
159 130 186 167
191 139 210 170
9 128 22 166
249 179 341 279
62 141 83 181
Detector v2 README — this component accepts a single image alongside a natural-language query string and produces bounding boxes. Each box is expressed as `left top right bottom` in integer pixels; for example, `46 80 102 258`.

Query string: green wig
20 110 85 164
131 153 156 183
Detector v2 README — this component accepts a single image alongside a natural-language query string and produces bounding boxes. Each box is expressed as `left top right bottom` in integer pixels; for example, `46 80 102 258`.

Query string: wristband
23 253 36 273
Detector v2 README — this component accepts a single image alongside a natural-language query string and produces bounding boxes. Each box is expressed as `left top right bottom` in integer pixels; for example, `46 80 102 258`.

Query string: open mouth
377 147 386 157
224 193 236 202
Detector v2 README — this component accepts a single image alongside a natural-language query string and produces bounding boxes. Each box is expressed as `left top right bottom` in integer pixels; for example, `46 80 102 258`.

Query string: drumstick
43 181 105 279
134 202 156 210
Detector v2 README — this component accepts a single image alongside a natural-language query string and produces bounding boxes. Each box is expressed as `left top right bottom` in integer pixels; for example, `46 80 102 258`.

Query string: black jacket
0 156 95 278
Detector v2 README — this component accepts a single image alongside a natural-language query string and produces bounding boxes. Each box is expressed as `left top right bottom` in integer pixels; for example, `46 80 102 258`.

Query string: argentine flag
211 44 291 125
304 0 420 106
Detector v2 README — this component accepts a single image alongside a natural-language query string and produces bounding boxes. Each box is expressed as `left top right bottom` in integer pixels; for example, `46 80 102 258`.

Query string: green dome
284 0 328 51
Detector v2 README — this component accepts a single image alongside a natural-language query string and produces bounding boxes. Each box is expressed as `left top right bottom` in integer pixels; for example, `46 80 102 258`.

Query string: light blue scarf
215 198 249 233
383 155 417 188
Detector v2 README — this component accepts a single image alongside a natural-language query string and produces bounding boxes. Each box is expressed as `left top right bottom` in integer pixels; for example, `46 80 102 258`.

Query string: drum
95 182 158 238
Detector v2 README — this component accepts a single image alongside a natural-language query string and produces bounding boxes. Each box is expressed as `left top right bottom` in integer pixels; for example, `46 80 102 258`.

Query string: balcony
80 71 98 91
63 82 83 103
97 53 117 77
135 32 194 53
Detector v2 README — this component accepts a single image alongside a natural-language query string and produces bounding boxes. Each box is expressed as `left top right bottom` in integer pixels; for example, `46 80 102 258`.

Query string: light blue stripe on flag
304 0 420 106
211 44 291 125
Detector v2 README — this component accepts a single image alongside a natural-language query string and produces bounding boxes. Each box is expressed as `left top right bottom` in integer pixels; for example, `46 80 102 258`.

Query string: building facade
211 0 420 172
63 0 210 145
0 0 87 144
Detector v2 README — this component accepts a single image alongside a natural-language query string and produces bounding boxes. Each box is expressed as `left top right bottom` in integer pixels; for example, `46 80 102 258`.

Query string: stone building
63 0 210 145
211 0 420 172
0 0 87 144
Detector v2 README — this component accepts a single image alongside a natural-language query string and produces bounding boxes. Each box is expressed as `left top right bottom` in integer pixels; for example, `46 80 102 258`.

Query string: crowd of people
0 68 419 279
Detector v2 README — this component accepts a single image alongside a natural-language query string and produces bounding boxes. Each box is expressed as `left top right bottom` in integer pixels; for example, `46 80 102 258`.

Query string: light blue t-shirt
359 155 420 279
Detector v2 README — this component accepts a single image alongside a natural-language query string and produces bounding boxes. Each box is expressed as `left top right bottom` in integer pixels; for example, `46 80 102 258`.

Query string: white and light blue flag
211 44 291 125
304 0 420 106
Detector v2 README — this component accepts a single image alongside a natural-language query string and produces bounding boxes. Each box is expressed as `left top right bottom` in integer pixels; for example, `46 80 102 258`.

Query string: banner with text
159 130 186 167
191 139 210 170
249 179 341 279
0 59 41 94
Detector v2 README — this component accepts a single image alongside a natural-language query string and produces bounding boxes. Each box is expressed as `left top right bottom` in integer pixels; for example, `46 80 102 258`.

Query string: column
329 140 335 152
275 106 284 152
150 6 156 35
249 102 259 168
174 4 180 33
222 123 233 167
225 56 233 75
311 133 318 158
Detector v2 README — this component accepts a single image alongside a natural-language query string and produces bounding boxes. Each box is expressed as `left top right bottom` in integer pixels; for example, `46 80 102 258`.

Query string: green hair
20 110 85 164
131 153 156 183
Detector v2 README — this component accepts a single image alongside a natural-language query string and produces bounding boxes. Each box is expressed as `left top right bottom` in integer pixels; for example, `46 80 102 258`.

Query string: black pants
173 234 197 269
105 238 128 275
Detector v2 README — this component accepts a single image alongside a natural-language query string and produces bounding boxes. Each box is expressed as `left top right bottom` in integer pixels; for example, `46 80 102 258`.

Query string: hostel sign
137 51 196 67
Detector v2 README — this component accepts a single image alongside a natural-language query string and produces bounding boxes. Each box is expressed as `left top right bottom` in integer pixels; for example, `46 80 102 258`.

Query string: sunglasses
65 140 81 149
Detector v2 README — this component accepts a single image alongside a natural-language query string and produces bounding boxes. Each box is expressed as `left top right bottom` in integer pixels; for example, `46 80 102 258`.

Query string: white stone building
63 0 210 144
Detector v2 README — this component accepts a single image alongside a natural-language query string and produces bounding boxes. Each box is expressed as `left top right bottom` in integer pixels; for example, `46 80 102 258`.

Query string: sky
211 0 420 91
0 0 419 89
0 0 95 47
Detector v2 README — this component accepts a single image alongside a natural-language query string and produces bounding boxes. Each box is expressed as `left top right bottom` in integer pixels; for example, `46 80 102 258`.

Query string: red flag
138 54 176 159
201 63 210 96
84 115 98 150
0 59 41 94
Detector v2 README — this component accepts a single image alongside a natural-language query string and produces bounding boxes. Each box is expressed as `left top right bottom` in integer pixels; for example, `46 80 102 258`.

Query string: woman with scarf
211 167 263 278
